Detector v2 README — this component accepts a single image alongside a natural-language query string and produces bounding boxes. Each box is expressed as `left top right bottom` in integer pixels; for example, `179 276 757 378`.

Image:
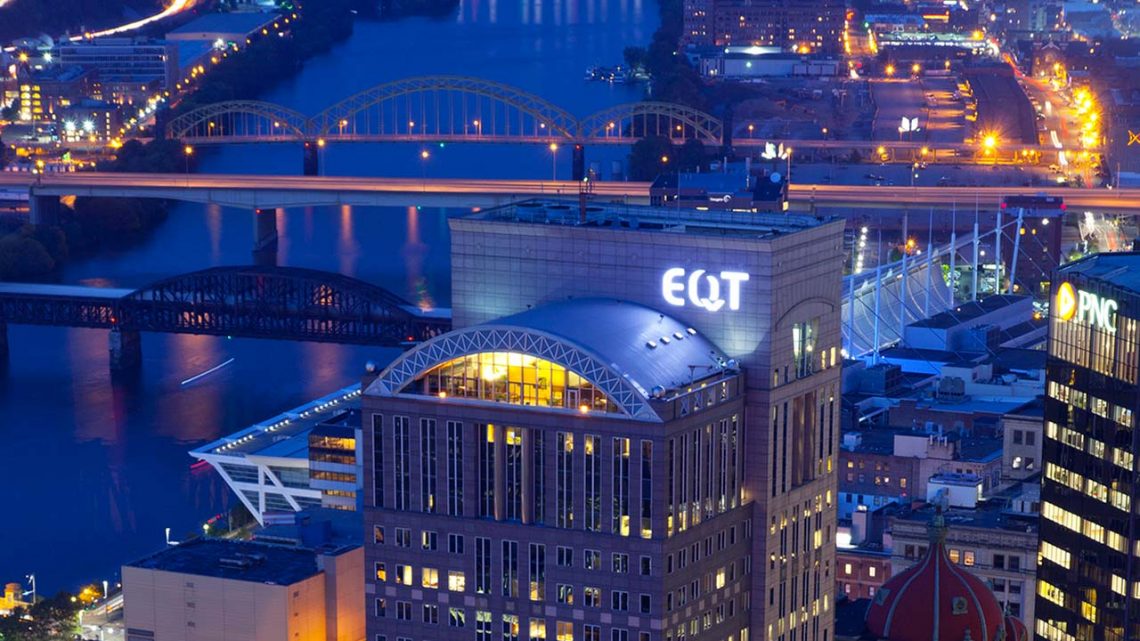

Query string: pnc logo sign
1056 281 1118 332
1055 282 1077 320
662 268 750 312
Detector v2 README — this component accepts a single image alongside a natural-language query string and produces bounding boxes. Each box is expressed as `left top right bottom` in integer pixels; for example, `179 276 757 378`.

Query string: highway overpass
2 172 1140 214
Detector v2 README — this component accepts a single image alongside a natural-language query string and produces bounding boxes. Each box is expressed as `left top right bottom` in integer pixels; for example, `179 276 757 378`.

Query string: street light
420 149 430 182
885 63 896 77
911 62 921 76
183 145 193 174
549 143 558 180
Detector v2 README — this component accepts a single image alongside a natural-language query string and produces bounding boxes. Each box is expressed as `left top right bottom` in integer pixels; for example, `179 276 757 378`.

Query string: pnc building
362 202 845 641
1036 254 1140 641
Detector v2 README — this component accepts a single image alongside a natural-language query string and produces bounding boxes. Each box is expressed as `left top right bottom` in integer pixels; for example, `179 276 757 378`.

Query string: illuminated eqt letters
661 268 750 312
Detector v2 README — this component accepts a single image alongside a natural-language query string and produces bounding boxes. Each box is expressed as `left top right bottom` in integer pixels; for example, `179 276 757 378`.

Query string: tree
628 136 675 181
675 139 707 172
623 47 648 73
0 234 55 280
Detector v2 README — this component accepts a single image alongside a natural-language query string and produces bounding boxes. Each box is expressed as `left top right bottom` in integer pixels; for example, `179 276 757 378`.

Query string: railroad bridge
0 266 450 371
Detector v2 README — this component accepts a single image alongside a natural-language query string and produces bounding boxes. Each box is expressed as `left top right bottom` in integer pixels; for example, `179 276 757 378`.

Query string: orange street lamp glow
885 64 896 76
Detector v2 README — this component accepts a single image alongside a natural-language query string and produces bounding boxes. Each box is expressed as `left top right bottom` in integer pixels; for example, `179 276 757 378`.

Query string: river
1 0 655 594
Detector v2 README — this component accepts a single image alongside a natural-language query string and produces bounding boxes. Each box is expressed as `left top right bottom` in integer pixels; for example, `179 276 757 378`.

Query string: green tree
628 136 675 181
0 234 55 281
623 46 648 73
675 139 707 172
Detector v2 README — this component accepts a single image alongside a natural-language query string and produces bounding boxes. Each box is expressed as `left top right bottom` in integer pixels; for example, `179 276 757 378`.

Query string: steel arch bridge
167 75 725 146
0 266 450 346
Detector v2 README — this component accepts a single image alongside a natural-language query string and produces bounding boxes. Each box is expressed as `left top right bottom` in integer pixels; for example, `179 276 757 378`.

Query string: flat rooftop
1060 252 1140 292
466 199 836 240
908 295 1029 329
126 538 320 585
895 490 1039 534
191 385 360 459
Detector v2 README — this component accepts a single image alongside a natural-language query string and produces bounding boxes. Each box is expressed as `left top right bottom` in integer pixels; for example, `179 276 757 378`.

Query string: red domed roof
866 521 1004 641
1004 616 1029 641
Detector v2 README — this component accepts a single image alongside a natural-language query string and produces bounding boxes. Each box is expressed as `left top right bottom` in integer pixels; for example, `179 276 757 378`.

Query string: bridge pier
572 144 585 182
29 192 61 227
109 327 141 372
302 140 320 176
253 208 279 266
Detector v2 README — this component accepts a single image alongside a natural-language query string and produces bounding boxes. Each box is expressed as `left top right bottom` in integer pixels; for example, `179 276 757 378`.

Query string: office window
529 543 546 601
613 630 629 641
373 525 385 544
1013 430 1023 445
641 440 653 538
449 533 464 554
585 435 602 531
993 554 1005 569
448 570 466 592
371 414 385 508
506 427 524 521
557 584 574 604
480 424 496 518
503 614 520 641
529 619 547 640
422 567 439 589
421 418 437 513
422 531 437 550
584 587 602 608
394 416 410 510
613 553 629 573
449 607 466 627
374 598 387 617
584 549 601 570
532 430 546 523
447 421 464 516
641 556 652 576
557 546 573 567
557 433 574 528
477 611 493 641
374 562 386 581
556 622 573 641
612 590 629 611
613 437 631 536
964 551 975 566
475 537 492 594
502 540 519 598
640 594 651 614
395 564 411 585
793 319 819 379
396 601 412 620
395 527 410 547
423 603 439 624
584 624 601 641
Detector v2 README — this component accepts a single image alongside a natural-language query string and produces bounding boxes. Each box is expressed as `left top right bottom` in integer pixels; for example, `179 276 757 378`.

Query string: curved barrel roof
366 298 731 422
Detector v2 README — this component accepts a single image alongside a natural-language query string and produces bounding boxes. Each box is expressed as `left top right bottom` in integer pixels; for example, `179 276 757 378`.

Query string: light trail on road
67 0 194 41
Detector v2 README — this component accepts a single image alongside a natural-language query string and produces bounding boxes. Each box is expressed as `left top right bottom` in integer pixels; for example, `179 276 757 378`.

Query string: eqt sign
662 268 750 312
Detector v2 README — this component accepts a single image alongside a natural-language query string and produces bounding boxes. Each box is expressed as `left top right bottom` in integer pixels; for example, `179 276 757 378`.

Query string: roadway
2 172 1140 213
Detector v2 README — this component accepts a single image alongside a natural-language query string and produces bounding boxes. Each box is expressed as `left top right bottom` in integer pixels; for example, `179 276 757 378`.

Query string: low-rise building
1002 396 1044 479
122 524 363 641
889 486 1039 623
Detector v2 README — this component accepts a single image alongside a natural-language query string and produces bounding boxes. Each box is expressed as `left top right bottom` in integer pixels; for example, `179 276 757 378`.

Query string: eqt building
362 202 845 641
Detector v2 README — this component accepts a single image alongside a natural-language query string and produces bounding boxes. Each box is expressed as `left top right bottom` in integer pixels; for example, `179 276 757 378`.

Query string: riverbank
0 0 162 42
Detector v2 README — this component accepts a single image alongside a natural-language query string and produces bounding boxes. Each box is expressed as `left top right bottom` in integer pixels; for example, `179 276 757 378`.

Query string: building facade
1036 254 1140 641
683 0 845 55
892 501 1038 624
363 202 846 641
122 537 363 641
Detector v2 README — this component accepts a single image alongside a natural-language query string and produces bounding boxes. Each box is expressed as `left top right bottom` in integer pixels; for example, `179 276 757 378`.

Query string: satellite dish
770 172 782 183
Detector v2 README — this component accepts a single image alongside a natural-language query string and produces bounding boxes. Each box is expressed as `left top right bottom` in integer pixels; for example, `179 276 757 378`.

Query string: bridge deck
0 283 133 299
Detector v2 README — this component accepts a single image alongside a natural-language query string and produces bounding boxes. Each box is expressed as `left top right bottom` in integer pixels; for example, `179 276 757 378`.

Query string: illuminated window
422 567 439 589
412 352 620 413
448 571 466 592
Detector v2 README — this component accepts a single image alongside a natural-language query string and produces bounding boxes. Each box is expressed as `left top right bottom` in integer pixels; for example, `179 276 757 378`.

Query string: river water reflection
1 0 655 592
